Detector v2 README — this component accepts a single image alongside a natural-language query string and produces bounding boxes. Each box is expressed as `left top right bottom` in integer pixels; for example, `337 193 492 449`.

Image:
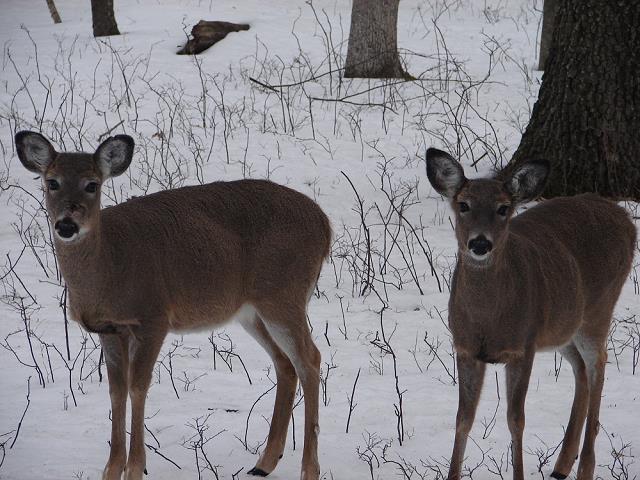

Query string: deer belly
76 315 119 334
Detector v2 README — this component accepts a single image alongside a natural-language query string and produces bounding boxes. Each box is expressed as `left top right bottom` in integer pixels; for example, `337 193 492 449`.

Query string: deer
15 131 332 480
425 148 636 480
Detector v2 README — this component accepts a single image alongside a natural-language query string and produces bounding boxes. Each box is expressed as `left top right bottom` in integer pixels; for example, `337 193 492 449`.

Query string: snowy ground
0 0 638 479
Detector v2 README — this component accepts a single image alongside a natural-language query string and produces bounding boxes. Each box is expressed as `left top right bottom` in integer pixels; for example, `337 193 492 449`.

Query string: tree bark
91 0 120 37
344 0 408 79
537 0 557 70
46 0 62 24
504 0 640 201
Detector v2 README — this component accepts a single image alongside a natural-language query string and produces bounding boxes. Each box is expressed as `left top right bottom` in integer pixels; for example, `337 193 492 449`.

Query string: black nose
468 235 493 256
55 218 79 238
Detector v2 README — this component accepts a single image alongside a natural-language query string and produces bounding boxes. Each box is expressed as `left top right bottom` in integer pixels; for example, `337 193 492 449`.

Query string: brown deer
425 148 636 480
15 131 332 480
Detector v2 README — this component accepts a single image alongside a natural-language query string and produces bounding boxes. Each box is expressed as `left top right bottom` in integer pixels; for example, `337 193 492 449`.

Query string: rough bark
344 0 408 79
46 0 62 24
177 21 250 55
503 0 640 201
91 0 120 37
537 0 557 70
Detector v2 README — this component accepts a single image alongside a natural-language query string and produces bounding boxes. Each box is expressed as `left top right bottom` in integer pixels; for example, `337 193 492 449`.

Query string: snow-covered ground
0 0 638 478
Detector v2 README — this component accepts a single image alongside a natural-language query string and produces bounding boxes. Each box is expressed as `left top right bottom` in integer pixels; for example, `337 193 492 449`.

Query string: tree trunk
504 0 640 201
344 0 408 79
537 0 557 70
91 0 120 37
46 0 62 24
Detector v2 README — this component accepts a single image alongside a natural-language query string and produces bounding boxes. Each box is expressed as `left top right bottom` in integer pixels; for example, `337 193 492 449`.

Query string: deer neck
54 220 107 296
455 245 512 311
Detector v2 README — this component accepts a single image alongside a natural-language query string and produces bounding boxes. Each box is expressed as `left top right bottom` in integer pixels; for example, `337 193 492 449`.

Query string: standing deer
15 131 332 480
425 148 636 480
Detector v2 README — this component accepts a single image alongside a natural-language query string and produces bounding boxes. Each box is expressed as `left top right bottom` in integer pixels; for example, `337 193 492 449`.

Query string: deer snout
468 235 493 256
54 217 80 240
63 202 85 215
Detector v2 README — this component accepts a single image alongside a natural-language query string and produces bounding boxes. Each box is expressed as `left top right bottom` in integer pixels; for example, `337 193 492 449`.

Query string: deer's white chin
463 250 492 267
55 228 88 243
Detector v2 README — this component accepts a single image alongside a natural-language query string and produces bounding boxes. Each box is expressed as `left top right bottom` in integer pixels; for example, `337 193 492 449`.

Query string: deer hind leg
240 312 298 476
257 302 321 480
551 343 589 479
574 336 607 480
124 327 167 480
101 332 130 480
447 354 486 480
505 352 534 480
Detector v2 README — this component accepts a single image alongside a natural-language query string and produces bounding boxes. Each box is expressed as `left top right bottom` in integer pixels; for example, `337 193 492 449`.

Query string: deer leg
258 303 321 480
551 343 589 479
505 352 534 480
124 327 167 480
240 314 298 476
101 332 130 480
574 338 607 480
447 354 486 480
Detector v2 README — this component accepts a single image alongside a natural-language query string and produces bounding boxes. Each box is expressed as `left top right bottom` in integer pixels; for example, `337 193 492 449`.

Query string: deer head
426 148 550 266
15 131 134 243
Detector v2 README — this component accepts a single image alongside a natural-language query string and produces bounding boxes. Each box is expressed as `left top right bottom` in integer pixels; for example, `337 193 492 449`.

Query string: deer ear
426 148 466 198
94 135 134 179
15 131 57 174
504 160 550 203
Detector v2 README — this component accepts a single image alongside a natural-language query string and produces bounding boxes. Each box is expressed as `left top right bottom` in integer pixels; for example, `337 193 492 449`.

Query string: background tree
91 0 120 37
537 0 557 70
46 0 62 24
344 0 408 79
504 0 640 200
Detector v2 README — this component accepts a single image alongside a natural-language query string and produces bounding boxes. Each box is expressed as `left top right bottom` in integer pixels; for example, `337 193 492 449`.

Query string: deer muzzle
468 235 493 256
54 217 80 240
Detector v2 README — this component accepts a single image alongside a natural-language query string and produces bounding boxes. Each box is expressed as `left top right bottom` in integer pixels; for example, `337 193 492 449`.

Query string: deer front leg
101 332 130 480
505 352 534 480
125 327 167 480
447 354 486 480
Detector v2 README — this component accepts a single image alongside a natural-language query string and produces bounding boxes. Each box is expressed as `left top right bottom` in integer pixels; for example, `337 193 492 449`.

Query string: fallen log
177 20 250 55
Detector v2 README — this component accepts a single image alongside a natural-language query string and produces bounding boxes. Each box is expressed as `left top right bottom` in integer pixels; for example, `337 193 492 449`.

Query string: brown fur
15 131 331 480
426 148 636 480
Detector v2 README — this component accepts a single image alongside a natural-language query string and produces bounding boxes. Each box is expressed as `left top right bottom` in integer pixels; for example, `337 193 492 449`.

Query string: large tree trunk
91 0 120 37
537 0 557 70
504 0 640 201
344 0 408 79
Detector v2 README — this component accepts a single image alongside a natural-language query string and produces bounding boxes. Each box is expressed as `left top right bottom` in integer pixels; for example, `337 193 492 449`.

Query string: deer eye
497 205 510 216
85 182 99 193
458 202 470 213
47 179 60 191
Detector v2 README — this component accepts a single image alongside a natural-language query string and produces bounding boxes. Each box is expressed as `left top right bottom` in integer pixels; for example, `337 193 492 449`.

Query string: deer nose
468 235 493 256
55 217 79 239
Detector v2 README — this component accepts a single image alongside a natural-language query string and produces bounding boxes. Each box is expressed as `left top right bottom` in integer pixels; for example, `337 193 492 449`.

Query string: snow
0 0 638 479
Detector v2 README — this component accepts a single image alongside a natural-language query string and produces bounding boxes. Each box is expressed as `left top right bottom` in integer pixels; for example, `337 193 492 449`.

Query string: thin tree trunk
504 0 640 201
537 0 557 70
46 0 62 24
91 0 120 37
344 0 408 79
